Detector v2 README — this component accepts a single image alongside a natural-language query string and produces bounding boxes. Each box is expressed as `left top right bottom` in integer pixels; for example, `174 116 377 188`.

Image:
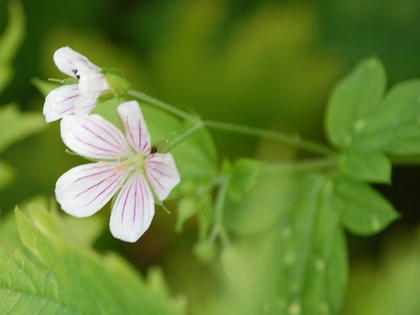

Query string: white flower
43 46 109 123
55 100 181 242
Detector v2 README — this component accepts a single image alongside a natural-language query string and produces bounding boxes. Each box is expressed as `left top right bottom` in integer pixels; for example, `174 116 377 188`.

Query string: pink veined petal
75 71 109 114
43 84 79 122
146 153 181 201
55 161 129 218
60 114 131 160
53 46 101 78
117 101 151 155
109 172 155 242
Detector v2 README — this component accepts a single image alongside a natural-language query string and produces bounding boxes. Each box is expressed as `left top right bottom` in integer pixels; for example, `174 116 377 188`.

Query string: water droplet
288 302 301 315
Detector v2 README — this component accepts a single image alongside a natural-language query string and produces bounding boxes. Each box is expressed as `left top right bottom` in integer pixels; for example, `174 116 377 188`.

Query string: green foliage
330 176 399 236
222 169 347 315
0 199 185 315
327 59 420 155
224 158 261 202
0 160 14 189
337 151 391 183
0 0 25 92
0 105 44 153
326 58 386 149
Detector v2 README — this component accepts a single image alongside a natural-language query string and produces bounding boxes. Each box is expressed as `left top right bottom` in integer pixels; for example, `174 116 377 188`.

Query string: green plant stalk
127 89 194 121
129 89 334 156
209 177 230 246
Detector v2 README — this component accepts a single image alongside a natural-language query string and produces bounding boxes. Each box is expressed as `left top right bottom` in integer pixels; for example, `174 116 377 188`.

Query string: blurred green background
0 0 419 314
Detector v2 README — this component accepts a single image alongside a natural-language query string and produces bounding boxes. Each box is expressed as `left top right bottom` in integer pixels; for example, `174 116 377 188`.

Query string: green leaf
227 158 261 202
224 164 309 236
337 151 391 183
331 176 399 235
94 99 218 181
0 159 14 189
31 77 59 96
0 201 185 315
222 174 348 314
0 104 44 153
381 80 420 154
326 58 386 149
0 0 25 92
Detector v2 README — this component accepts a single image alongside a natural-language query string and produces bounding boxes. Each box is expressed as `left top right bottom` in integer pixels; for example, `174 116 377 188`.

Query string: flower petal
56 162 128 218
110 173 155 242
61 114 131 160
117 101 151 154
54 46 101 78
43 84 79 122
146 153 180 201
75 71 109 114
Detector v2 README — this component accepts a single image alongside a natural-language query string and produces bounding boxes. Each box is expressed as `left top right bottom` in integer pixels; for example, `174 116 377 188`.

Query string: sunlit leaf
0 200 185 314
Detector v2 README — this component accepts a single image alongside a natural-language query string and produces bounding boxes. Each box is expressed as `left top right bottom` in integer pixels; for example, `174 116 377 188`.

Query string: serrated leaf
337 151 391 183
0 104 44 153
326 58 386 149
331 176 399 235
0 202 185 315
227 158 261 202
0 0 25 92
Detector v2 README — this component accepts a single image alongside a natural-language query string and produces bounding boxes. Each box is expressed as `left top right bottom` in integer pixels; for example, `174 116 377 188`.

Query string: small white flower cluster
43 47 180 243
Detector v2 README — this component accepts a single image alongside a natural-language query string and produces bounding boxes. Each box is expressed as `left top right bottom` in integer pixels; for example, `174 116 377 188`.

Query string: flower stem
127 89 194 121
209 177 230 246
128 89 334 156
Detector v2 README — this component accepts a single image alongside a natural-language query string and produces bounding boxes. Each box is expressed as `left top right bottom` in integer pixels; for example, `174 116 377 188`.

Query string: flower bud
102 67 130 97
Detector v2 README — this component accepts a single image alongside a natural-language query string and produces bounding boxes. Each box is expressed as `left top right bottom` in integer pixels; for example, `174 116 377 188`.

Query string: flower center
123 152 146 171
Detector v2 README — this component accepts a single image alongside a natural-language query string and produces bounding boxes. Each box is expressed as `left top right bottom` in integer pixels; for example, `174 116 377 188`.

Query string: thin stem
209 177 229 244
128 89 334 156
127 89 194 121
205 120 334 156
169 121 205 150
